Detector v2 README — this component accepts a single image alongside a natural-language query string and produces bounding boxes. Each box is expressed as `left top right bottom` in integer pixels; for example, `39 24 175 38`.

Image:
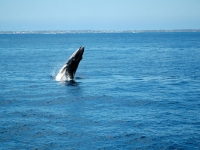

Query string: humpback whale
56 46 84 81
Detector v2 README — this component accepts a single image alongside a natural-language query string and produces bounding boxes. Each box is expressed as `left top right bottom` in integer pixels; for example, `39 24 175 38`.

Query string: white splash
55 64 71 81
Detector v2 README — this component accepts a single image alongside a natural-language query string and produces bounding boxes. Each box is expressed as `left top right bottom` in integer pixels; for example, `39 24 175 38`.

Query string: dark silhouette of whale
56 46 84 81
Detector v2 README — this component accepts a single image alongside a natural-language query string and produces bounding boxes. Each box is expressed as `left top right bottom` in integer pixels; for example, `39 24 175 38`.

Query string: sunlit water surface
0 33 200 149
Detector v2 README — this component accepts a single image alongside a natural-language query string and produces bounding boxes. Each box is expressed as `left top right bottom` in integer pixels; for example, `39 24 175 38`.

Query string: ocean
0 32 200 149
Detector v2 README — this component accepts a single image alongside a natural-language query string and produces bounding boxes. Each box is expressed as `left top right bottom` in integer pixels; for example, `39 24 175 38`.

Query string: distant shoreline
0 29 200 34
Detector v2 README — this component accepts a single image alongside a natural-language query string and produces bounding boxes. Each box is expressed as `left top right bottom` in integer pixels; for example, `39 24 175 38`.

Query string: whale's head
65 46 84 79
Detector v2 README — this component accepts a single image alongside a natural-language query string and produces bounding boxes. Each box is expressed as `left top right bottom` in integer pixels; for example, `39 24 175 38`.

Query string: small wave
75 77 84 80
58 80 79 86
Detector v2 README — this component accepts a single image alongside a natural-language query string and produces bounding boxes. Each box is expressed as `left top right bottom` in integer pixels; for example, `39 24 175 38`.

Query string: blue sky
0 0 200 31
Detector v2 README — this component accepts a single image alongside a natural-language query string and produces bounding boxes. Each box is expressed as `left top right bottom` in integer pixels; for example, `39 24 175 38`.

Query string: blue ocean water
0 32 200 149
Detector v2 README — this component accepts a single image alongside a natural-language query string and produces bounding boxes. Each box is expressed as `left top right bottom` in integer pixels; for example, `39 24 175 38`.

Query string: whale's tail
56 46 84 81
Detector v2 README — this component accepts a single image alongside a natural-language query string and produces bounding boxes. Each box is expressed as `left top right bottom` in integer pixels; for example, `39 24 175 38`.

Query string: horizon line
0 29 200 34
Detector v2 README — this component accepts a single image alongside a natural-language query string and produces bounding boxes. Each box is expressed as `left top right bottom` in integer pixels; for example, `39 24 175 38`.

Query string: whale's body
56 46 84 81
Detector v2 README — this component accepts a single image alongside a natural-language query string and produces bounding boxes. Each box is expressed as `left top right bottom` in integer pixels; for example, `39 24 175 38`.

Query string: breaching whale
56 46 84 81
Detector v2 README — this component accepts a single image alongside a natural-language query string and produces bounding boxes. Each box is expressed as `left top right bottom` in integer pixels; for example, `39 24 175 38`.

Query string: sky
0 0 200 31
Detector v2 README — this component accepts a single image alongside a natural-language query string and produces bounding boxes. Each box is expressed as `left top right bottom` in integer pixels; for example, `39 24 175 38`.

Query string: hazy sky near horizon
0 0 200 31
